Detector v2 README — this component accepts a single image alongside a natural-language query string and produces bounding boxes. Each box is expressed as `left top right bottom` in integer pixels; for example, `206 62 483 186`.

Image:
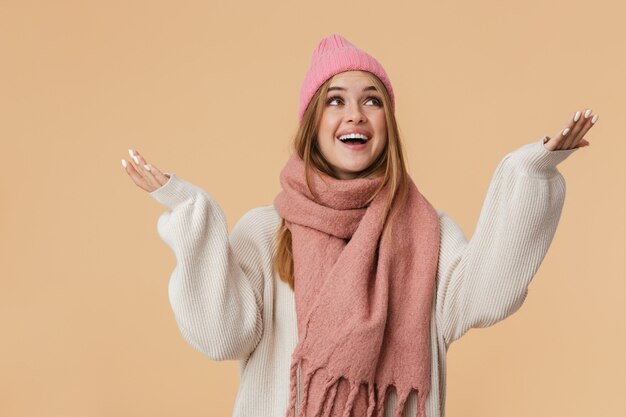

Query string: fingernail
562 127 570 136
584 109 592 118
132 155 139 165
121 159 127 168
128 149 135 158
144 163 151 171
591 114 599 124
574 111 581 122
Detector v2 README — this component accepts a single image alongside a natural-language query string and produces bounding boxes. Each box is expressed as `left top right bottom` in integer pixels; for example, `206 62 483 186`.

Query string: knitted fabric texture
298 33 396 123
273 153 441 417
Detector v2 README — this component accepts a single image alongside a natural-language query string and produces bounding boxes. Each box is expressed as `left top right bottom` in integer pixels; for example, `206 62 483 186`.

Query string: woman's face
315 71 388 180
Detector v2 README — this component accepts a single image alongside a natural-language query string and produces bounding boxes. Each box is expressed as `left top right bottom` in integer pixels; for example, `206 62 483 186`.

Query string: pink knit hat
298 33 396 123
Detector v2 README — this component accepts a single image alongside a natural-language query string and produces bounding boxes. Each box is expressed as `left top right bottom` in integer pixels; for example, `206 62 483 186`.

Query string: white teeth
338 133 368 140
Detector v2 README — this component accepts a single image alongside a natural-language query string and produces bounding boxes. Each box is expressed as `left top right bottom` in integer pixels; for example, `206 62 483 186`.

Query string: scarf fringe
287 357 428 417
286 358 298 417
320 376 340 417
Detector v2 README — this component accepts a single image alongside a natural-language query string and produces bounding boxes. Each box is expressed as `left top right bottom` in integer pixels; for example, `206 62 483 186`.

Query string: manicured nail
574 111 581 122
121 159 127 168
144 164 151 171
128 149 135 158
584 109 592 118
562 127 570 136
132 155 139 164
591 114 599 124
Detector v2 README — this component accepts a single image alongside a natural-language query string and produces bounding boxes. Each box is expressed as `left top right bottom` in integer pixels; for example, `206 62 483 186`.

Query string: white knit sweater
148 137 578 417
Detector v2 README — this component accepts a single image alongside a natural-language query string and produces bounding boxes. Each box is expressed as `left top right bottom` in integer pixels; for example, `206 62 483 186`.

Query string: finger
549 110 578 151
570 113 598 147
563 108 592 149
142 162 171 187
127 149 157 190
575 138 590 148
544 128 569 151
130 150 162 191
121 157 152 192
543 135 556 151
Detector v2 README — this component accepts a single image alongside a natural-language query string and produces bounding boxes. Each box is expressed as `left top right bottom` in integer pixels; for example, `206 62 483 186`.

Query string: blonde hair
273 71 410 291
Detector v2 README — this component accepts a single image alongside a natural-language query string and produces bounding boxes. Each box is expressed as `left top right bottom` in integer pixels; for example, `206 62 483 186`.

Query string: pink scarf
273 152 441 417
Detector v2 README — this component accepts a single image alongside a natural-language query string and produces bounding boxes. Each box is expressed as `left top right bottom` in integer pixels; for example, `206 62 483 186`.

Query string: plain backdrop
1 0 625 416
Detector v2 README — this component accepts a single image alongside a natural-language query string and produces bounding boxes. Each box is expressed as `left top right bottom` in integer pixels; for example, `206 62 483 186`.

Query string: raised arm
149 173 264 361
435 136 580 347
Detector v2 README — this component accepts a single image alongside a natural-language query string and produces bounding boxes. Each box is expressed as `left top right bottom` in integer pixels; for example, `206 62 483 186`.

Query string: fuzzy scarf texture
273 152 441 417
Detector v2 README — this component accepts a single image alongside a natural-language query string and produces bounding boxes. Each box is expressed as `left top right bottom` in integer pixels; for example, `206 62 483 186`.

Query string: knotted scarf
273 152 441 417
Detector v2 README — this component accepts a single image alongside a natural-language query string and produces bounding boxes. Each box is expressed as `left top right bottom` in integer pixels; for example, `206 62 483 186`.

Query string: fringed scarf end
288 361 429 417
375 384 390 417
366 383 376 417
339 382 361 417
416 387 428 417
392 387 410 417
286 357 300 417
299 363 342 417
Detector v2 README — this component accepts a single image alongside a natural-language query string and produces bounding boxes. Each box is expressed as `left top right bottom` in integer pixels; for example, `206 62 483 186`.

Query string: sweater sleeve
148 173 264 361
434 136 580 348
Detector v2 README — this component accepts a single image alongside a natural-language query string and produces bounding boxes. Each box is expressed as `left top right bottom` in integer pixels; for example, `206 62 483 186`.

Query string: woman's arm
149 173 264 361
435 136 580 348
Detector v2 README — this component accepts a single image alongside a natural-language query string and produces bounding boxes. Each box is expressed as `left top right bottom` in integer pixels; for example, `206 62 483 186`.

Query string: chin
336 164 370 178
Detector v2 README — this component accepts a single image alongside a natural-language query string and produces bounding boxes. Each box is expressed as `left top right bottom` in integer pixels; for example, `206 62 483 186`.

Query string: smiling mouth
338 137 367 144
336 138 370 151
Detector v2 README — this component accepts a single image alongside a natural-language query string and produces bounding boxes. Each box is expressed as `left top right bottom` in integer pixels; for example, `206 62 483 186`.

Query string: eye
326 95 343 106
366 96 383 107
326 95 383 107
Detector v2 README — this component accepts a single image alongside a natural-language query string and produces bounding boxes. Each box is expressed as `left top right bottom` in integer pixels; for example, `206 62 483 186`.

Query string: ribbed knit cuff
149 172 202 210
509 136 580 178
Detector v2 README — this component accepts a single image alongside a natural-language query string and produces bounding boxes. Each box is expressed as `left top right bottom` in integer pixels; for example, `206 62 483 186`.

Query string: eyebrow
327 86 379 93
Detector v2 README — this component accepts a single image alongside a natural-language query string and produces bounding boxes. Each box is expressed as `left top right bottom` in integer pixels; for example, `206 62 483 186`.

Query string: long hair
273 71 410 291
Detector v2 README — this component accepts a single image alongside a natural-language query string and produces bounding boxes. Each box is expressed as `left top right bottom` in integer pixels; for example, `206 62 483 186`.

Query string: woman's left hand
544 108 599 151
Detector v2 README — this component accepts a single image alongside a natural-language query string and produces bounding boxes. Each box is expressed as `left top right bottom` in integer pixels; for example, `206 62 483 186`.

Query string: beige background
1 0 624 416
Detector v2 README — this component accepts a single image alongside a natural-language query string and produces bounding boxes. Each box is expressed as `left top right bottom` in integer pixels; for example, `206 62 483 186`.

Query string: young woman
121 33 597 417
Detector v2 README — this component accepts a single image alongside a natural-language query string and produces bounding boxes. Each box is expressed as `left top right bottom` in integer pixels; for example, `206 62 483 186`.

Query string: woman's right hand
121 149 171 192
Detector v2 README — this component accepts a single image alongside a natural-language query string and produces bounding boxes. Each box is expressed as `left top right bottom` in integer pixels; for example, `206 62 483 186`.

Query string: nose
344 103 366 123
